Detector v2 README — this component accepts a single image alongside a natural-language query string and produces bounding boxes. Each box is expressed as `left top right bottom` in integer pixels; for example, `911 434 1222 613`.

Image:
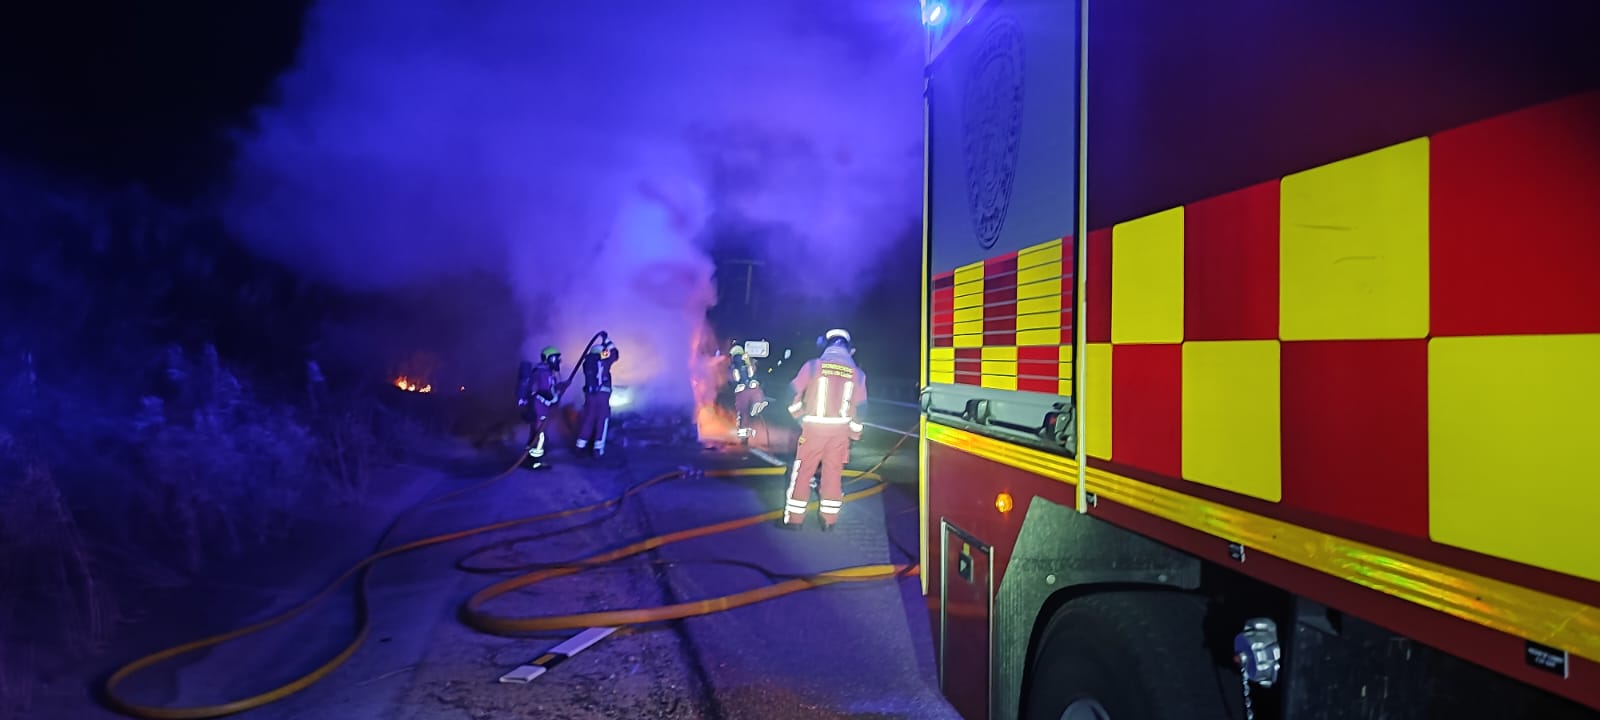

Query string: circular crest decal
961 16 1025 250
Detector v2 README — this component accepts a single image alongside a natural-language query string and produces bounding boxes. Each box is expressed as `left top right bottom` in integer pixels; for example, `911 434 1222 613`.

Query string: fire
695 397 735 439
684 323 800 449
393 376 433 393
392 352 441 394
690 322 735 440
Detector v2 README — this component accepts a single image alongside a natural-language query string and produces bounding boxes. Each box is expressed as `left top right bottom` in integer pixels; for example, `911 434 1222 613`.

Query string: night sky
0 0 312 197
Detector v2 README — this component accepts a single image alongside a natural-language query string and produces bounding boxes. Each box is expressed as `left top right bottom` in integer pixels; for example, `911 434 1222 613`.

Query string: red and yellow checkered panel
1082 90 1600 583
931 238 1075 396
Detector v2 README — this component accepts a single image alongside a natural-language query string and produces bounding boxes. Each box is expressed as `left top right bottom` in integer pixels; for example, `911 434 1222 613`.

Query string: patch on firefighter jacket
820 362 855 377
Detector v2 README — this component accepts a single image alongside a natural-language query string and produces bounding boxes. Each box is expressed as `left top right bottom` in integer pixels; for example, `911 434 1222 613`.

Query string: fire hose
531 329 607 410
101 389 917 719
559 331 608 401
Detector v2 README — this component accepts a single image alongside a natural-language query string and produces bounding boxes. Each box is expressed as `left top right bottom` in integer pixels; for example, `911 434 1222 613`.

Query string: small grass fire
391 351 442 394
393 376 433 393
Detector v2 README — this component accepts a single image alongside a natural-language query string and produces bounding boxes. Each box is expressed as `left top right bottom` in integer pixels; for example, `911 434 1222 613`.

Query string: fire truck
915 0 1600 718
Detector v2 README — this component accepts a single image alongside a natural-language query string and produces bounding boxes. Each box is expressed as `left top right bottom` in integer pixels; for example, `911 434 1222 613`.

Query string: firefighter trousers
576 391 611 452
735 386 765 426
784 424 849 527
525 398 554 462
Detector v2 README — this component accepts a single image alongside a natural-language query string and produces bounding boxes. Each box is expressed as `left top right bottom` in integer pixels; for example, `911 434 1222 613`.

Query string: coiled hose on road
101 373 917 719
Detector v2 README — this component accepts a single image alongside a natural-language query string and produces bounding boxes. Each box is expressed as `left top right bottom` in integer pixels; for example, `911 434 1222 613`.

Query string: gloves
749 380 759 388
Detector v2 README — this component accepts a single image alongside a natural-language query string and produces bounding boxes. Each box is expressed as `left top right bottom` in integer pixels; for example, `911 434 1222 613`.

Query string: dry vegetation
0 170 433 716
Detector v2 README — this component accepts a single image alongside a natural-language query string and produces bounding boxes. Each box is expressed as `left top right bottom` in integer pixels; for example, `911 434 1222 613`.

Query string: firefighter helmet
540 345 561 362
823 328 853 348
729 345 745 356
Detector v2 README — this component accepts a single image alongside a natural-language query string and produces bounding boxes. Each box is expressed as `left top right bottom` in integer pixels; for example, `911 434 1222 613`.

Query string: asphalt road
78 413 956 720
857 401 922 485
860 398 920 430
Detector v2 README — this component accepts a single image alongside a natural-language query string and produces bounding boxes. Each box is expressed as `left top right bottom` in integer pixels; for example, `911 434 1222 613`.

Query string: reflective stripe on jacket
788 348 866 433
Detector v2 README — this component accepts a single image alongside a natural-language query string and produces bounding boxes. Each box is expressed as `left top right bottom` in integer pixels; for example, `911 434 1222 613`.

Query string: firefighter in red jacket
516 346 565 470
729 344 768 443
576 335 619 456
781 328 867 532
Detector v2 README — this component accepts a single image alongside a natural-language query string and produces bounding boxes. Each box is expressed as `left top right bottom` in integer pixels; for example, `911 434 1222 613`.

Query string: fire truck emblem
962 15 1025 250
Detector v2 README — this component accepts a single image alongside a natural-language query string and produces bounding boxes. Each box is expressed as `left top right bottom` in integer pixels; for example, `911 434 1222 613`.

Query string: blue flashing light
923 1 949 27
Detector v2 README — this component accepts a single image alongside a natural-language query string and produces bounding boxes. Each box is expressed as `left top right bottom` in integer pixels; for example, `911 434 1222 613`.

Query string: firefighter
781 328 866 532
729 344 768 443
575 334 619 456
516 346 565 470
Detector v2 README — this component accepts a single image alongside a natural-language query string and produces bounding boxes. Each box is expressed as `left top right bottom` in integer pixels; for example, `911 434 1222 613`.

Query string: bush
0 167 428 716
0 441 108 718
0 342 428 716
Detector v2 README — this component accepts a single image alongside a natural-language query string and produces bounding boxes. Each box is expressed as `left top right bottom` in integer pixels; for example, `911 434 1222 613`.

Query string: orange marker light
995 492 1014 514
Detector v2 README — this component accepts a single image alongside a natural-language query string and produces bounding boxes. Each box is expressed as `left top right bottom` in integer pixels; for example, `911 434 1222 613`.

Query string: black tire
1023 592 1232 720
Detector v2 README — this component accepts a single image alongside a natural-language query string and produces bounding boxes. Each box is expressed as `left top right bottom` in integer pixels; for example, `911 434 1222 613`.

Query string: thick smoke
224 0 923 409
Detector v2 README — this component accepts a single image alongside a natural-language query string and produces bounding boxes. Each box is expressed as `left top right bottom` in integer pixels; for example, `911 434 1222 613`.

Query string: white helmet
823 328 852 347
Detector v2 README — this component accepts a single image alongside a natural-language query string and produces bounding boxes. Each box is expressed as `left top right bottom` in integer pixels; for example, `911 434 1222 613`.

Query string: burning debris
610 412 700 449
571 322 756 451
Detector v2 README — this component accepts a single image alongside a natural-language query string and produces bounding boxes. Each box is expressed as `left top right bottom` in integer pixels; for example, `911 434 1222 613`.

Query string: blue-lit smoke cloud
223 0 923 409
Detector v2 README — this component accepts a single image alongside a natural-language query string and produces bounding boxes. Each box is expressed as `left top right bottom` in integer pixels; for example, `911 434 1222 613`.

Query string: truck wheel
1023 592 1230 720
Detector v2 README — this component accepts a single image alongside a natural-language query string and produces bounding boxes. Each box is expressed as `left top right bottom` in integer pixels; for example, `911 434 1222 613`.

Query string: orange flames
690 322 734 440
685 324 799 450
694 394 735 439
392 352 441 394
393 376 433 393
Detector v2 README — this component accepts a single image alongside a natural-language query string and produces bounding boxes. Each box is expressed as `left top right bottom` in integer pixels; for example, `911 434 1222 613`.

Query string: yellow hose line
103 449 912 719
462 468 911 634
